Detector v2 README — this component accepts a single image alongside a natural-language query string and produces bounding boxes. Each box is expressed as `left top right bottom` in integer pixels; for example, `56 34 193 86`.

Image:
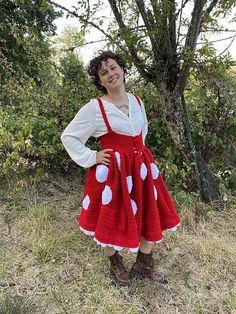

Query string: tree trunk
192 149 224 210
156 84 225 210
157 82 190 158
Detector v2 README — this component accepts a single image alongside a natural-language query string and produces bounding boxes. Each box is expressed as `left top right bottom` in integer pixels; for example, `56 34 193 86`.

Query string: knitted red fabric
78 96 180 251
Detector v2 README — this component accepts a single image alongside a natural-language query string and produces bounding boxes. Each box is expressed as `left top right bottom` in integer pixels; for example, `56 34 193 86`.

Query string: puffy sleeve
61 100 97 168
140 99 148 144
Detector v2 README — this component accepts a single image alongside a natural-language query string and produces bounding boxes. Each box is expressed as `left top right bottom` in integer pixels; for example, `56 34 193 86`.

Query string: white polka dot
102 185 112 205
151 163 160 180
140 162 147 180
115 152 121 171
154 186 158 200
131 199 138 215
95 165 109 183
82 195 90 210
126 175 133 194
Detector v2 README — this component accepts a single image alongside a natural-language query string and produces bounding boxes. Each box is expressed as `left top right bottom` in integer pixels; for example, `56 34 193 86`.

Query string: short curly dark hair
87 50 127 94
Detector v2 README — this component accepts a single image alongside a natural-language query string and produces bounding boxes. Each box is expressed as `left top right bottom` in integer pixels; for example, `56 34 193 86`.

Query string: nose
108 69 114 77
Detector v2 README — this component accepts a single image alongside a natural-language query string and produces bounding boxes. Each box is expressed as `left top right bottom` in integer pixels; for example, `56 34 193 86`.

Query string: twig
202 28 236 33
176 0 191 17
197 34 236 44
217 37 235 57
177 0 185 46
48 0 127 53
62 39 107 51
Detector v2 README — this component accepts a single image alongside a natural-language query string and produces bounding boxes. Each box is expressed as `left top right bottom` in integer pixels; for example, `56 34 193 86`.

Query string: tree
49 0 236 209
0 21 96 178
52 26 97 120
0 0 61 81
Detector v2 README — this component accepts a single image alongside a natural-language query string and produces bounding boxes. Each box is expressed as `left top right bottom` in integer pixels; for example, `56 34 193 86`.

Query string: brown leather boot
130 250 167 283
108 251 131 285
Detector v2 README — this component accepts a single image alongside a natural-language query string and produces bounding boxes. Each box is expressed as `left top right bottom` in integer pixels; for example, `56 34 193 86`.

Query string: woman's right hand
96 149 113 165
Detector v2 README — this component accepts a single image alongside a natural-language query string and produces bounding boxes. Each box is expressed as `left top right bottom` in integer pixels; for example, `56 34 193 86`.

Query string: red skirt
78 129 180 252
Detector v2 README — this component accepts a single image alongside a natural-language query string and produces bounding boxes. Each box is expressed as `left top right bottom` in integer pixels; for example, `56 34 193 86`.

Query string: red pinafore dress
78 95 180 252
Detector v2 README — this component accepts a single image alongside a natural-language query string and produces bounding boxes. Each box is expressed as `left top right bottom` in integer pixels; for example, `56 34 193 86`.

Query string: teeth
109 77 118 83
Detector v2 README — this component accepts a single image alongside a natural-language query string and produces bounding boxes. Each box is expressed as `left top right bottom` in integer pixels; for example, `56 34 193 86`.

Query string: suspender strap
97 98 112 132
98 95 142 131
133 94 142 110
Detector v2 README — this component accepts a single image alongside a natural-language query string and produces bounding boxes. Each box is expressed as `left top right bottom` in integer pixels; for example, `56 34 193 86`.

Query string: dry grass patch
0 174 235 313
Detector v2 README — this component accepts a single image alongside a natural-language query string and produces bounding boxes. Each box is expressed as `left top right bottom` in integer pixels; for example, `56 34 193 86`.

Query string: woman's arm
61 100 97 168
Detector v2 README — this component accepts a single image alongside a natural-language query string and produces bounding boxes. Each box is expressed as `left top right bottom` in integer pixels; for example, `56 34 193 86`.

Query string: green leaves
0 0 61 81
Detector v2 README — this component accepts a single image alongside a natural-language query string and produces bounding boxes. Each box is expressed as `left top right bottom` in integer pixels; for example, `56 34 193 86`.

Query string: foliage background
1 45 235 195
0 1 235 198
0 2 236 313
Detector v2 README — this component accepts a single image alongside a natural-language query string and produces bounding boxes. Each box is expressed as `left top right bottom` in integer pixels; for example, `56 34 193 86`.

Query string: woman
61 51 180 285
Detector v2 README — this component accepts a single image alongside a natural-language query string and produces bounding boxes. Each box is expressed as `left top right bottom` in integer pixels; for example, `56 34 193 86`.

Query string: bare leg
104 246 116 257
139 237 155 254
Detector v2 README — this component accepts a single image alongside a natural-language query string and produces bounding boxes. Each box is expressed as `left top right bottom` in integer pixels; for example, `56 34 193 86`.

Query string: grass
0 173 235 314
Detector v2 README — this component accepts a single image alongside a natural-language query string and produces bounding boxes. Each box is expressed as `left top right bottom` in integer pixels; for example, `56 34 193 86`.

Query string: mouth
109 77 118 83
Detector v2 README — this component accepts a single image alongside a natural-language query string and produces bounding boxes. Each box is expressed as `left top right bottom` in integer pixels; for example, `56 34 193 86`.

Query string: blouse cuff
72 149 97 168
86 150 97 168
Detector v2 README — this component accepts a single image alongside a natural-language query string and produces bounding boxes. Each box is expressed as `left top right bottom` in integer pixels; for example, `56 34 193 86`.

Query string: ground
0 173 235 314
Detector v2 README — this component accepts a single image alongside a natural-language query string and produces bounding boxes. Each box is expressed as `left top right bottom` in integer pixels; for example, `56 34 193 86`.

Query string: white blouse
61 93 148 168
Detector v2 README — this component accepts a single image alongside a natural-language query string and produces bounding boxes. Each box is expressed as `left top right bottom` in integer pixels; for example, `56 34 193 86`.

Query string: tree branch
204 0 218 15
168 0 177 53
150 0 160 23
217 37 235 57
176 0 191 17
199 0 219 35
62 39 107 51
48 0 127 53
177 0 185 46
108 0 153 81
197 34 236 45
134 0 160 62
135 0 151 30
176 0 205 95
202 28 236 33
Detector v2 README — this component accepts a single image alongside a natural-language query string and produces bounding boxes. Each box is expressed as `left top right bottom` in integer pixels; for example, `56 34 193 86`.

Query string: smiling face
97 58 125 94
